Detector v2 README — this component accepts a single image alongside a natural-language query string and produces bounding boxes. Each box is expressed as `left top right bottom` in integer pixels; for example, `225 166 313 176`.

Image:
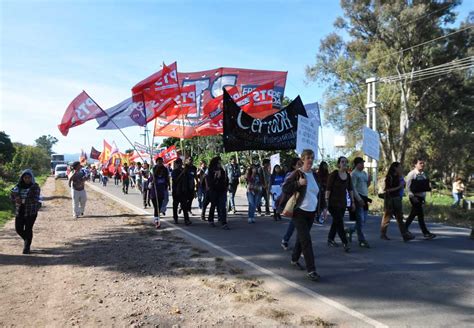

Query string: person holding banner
197 160 208 210
281 149 320 281
257 160 272 216
325 156 353 253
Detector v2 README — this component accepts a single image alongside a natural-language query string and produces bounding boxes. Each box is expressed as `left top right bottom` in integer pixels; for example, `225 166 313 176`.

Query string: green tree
306 0 472 177
6 143 50 176
35 134 58 156
0 131 14 164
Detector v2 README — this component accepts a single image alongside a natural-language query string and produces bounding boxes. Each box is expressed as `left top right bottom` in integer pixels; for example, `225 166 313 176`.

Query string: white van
54 164 68 179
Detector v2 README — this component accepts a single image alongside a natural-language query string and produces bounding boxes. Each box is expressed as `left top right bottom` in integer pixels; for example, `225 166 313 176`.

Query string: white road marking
87 182 389 328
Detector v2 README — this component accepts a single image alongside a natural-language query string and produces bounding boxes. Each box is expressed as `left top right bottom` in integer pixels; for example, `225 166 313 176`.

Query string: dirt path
0 177 333 327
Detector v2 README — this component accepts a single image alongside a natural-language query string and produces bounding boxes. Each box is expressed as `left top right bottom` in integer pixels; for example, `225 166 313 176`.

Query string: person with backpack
121 163 130 194
270 164 285 221
381 162 415 241
280 157 303 250
207 156 230 229
226 157 241 214
10 169 41 254
171 158 192 225
325 156 353 253
148 157 170 229
281 149 321 282
405 158 436 239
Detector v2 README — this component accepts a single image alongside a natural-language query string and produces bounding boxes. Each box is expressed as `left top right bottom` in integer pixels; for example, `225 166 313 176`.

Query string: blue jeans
228 183 238 210
282 220 295 243
452 192 462 207
197 186 205 209
349 206 367 242
247 191 261 219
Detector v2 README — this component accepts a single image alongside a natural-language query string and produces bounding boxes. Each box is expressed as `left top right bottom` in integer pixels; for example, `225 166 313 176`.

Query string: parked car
54 164 68 179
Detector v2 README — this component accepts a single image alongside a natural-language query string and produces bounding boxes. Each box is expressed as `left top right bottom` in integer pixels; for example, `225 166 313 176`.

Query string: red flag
58 91 105 136
235 81 275 119
156 145 178 164
131 62 181 122
164 84 197 117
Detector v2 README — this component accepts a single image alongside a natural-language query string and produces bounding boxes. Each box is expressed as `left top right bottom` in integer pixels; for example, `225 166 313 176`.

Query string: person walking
316 161 329 224
142 170 150 209
452 177 465 208
270 164 285 221
121 163 130 194
172 158 192 225
113 168 121 185
207 156 230 229
246 164 264 223
325 156 353 252
68 161 88 219
380 162 414 241
346 157 371 248
197 160 207 210
184 157 198 215
226 157 241 214
148 157 169 229
135 162 143 193
129 163 136 189
280 157 303 250
10 169 41 254
405 158 436 239
281 149 321 281
257 159 272 216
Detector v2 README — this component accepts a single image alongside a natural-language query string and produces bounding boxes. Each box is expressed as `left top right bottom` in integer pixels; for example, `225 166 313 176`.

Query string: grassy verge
0 175 49 228
368 191 473 228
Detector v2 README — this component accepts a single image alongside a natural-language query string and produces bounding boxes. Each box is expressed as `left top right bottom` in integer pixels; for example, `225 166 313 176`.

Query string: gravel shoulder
0 177 334 327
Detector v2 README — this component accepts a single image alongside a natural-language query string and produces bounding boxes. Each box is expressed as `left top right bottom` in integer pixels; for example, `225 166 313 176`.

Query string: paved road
87 180 473 328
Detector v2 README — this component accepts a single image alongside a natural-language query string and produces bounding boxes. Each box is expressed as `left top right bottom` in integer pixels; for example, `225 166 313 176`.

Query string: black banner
223 89 307 152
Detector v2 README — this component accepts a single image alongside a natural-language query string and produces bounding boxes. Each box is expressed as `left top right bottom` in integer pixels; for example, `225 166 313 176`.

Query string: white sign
304 102 321 127
270 153 280 171
296 115 319 159
362 126 380 161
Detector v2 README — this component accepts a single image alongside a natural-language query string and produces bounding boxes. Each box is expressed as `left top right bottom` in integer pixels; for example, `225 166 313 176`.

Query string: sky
0 0 471 158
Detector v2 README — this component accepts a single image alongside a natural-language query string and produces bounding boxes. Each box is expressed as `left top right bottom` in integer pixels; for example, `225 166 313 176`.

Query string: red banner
152 67 287 138
132 62 181 122
58 91 105 136
156 145 178 164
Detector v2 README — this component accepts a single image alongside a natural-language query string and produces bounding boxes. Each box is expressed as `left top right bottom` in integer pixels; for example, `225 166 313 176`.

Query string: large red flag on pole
131 62 181 122
58 91 105 136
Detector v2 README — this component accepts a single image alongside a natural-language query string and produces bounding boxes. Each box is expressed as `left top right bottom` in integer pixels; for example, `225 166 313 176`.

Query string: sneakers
424 233 436 240
184 220 192 226
345 228 353 243
359 241 370 248
222 224 230 230
291 260 305 271
327 240 339 247
248 218 255 224
265 211 271 216
343 243 351 253
380 234 391 240
232 209 237 214
307 271 321 282
281 240 289 251
403 234 415 242
153 217 161 229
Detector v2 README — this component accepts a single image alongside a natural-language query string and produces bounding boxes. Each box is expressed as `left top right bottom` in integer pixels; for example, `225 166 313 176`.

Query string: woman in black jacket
282 149 320 282
10 169 41 254
207 156 230 230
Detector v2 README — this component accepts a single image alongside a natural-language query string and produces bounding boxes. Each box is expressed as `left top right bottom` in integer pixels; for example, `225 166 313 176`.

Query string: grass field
0 175 48 228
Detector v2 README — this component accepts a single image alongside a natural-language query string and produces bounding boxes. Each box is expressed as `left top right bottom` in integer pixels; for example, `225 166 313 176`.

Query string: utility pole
365 77 378 190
